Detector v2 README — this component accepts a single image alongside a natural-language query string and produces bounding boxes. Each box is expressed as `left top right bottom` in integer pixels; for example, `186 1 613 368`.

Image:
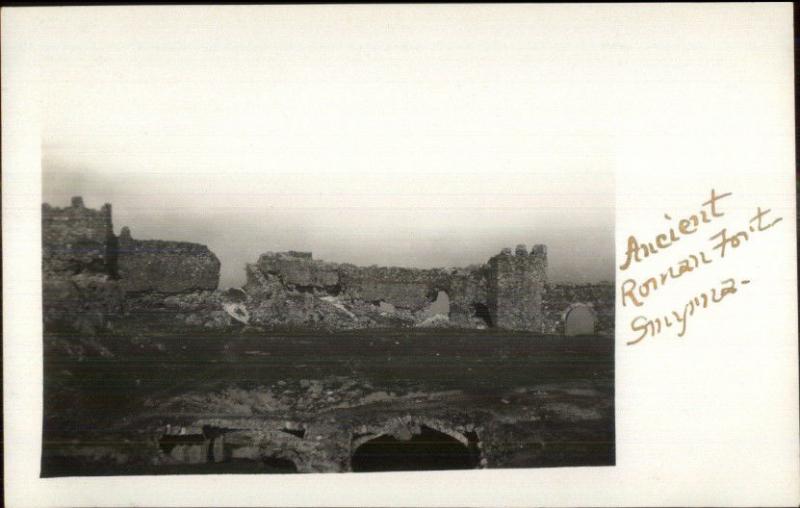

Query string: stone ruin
116 226 220 293
240 246 551 331
41 197 614 335
42 197 219 334
40 198 616 475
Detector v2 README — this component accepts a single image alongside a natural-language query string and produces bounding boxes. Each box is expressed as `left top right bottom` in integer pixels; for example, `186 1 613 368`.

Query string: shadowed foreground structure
41 197 615 475
43 330 614 475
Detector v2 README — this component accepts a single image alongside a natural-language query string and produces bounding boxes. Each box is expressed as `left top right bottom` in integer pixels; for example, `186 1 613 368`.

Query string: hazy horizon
38 6 615 288
42 165 614 288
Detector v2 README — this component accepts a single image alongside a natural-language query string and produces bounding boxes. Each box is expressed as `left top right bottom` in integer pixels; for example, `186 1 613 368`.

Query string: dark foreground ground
42 329 615 476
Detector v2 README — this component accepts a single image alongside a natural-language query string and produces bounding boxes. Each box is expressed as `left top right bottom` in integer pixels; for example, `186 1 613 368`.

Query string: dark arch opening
464 430 483 466
351 426 477 472
261 456 299 473
159 432 205 455
473 303 493 327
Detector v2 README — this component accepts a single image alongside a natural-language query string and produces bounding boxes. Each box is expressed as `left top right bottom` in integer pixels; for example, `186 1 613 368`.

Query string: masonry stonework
117 227 221 293
42 198 122 333
42 197 221 333
542 282 615 336
242 246 549 332
42 197 613 335
42 197 116 275
487 244 547 331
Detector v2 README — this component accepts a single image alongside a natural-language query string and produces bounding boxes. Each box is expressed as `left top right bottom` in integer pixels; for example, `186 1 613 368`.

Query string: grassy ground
45 330 612 417
43 329 614 474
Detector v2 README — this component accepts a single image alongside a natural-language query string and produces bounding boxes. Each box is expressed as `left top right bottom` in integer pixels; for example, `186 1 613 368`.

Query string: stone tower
487 244 547 331
41 196 115 275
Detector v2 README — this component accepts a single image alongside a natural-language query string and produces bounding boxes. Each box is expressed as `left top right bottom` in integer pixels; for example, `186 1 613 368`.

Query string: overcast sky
39 6 615 288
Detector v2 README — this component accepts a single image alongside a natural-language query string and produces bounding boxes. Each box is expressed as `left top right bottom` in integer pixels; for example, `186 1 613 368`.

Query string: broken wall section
117 227 221 294
487 244 547 332
245 252 462 329
42 197 222 334
42 197 123 333
42 197 614 335
42 197 116 276
542 282 615 336
244 250 543 331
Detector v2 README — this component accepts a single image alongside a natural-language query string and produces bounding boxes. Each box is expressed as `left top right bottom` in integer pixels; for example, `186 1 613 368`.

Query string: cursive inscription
620 190 782 345
619 189 731 271
627 278 748 345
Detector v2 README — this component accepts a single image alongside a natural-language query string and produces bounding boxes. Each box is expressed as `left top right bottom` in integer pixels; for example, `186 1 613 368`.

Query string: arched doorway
473 303 493 327
351 425 477 472
564 304 596 336
427 290 450 316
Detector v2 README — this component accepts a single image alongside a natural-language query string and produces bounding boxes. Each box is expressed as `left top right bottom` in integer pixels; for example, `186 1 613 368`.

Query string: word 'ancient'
619 189 731 271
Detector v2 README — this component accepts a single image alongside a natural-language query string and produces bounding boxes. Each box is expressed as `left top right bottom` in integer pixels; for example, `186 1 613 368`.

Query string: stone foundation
117 227 220 293
241 244 558 332
543 283 615 336
42 197 614 335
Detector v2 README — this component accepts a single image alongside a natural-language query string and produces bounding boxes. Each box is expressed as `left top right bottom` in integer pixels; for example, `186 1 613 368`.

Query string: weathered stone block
542 282 614 336
42 198 115 275
487 247 547 331
257 252 339 289
116 228 220 293
243 263 284 299
357 281 430 310
42 273 124 333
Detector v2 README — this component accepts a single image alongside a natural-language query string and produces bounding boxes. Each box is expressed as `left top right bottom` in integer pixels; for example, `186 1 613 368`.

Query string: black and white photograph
4 4 798 508
37 5 615 476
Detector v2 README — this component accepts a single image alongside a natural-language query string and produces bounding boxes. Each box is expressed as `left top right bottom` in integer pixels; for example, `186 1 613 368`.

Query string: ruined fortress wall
41 197 123 333
338 265 451 311
42 197 116 275
42 197 222 295
487 245 547 331
257 252 340 291
246 248 613 335
42 198 222 333
255 252 456 311
542 282 615 336
43 197 614 335
116 227 221 294
442 267 491 327
253 252 490 312
244 253 497 329
248 249 546 331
